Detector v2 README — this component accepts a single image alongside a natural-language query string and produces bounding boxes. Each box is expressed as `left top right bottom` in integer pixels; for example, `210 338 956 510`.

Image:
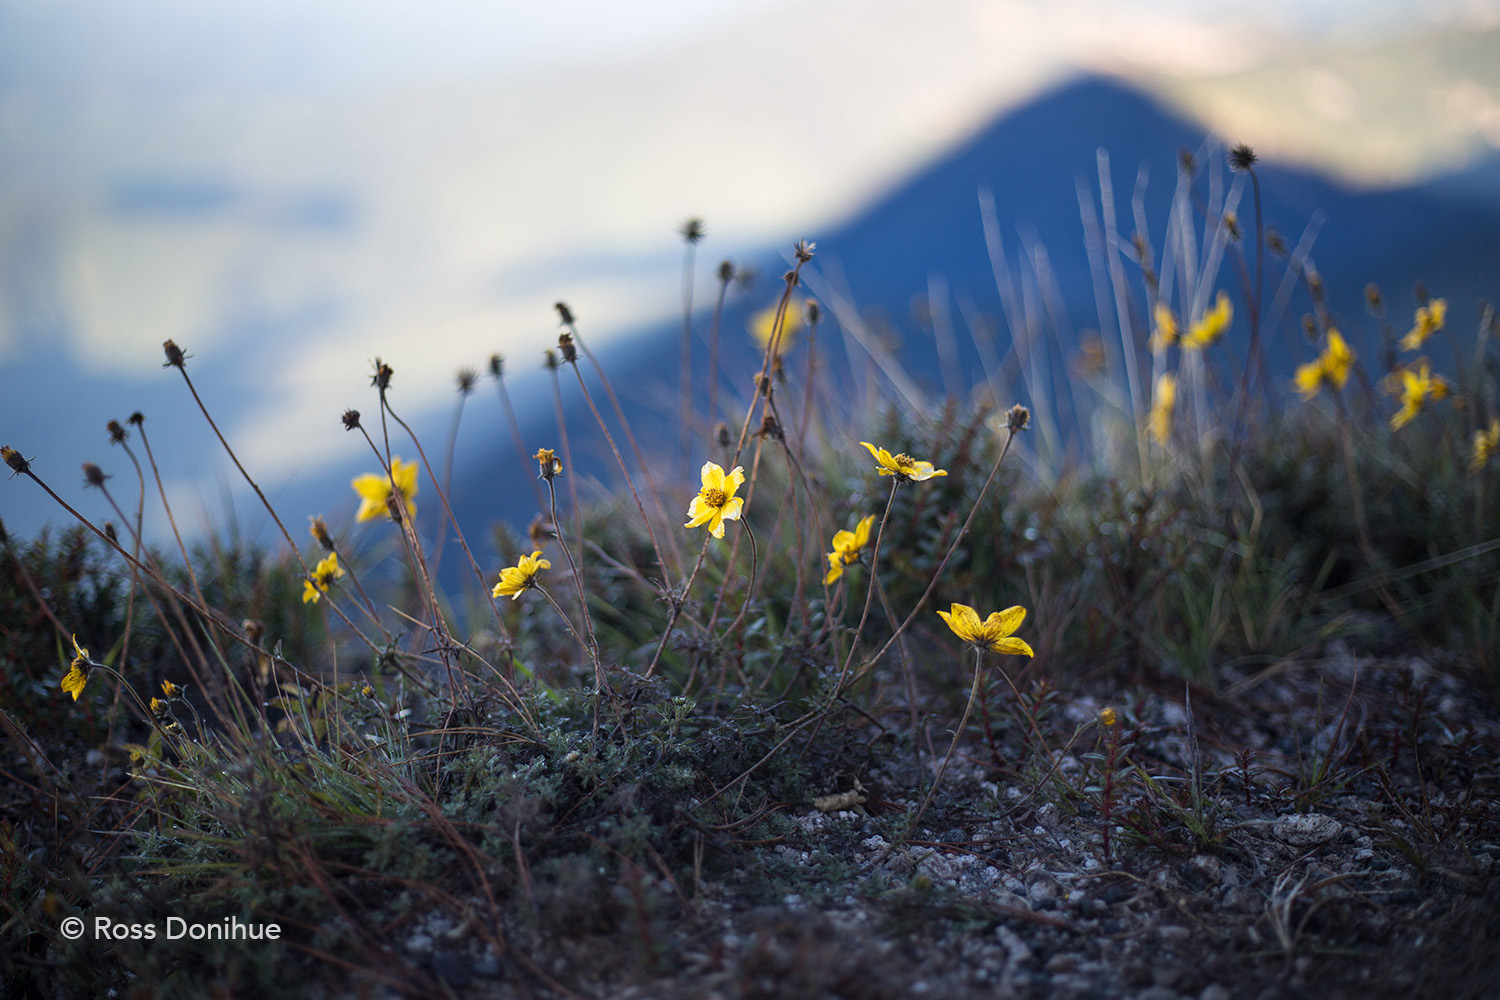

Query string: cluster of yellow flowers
1151 291 1232 353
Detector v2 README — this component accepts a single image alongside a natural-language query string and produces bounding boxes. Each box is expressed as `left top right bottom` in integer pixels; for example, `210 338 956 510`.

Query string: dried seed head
555 301 574 325
679 217 706 244
341 409 361 431
758 414 783 440
1365 284 1383 311
1229 144 1257 171
1006 404 1032 433
1267 230 1288 257
107 420 128 444
2 446 30 475
543 348 560 371
82 463 107 488
371 358 393 390
1307 271 1325 302
1302 315 1318 341
755 373 772 398
309 516 334 550
104 522 118 545
717 259 735 283
782 268 800 288
535 447 562 481
456 367 478 395
162 339 186 368
489 353 504 379
128 411 145 426
1178 148 1197 174
243 619 265 644
558 332 577 364
793 239 816 264
716 423 731 449
1222 212 1241 241
1413 281 1430 306
804 299 821 325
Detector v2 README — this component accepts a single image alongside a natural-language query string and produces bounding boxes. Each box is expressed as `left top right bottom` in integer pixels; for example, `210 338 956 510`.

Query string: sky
2 0 1498 540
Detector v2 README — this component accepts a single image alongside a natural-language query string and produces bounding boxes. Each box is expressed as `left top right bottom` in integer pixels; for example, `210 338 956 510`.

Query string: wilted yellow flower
1150 303 1180 353
824 514 876 585
861 442 947 483
161 679 180 698
352 457 419 523
1099 707 1118 727
685 462 746 539
1399 298 1447 352
535 447 562 481
61 634 90 701
937 603 1034 657
1472 418 1500 473
492 550 552 600
1148 373 1176 445
1183 291 1232 350
149 697 171 723
1388 360 1450 431
750 297 806 357
302 552 345 605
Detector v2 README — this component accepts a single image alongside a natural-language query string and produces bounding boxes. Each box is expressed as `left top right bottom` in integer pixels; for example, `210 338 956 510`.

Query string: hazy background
3 0 1499 543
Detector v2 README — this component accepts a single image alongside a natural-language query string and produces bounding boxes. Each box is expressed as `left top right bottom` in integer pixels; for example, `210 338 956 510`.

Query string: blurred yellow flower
1099 707 1119 727
492 550 552 600
1294 329 1355 399
161 679 180 698
352 457 419 523
1148 373 1176 445
750 297 806 357
61 634 90 701
937 603 1034 657
1399 298 1447 352
1470 418 1499 473
1388 360 1450 431
1150 303 1180 352
824 514 876 585
535 447 562 481
685 462 746 539
302 552 345 605
861 442 947 483
1184 291 1232 350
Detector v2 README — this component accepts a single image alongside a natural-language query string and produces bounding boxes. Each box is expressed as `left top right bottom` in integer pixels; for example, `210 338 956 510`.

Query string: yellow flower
351 456 419 523
860 442 947 483
750 297 806 357
1099 707 1118 727
161 679 180 698
684 462 746 539
1183 291 1232 350
301 552 345 605
492 550 552 600
1472 418 1500 473
936 603 1034 657
1294 329 1355 399
1388 360 1450 431
1148 373 1176 445
1150 303 1180 353
824 514 876 585
61 634 90 701
1399 298 1447 352
149 697 171 722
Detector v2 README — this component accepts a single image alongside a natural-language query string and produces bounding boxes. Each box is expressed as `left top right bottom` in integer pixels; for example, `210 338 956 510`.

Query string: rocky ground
370 645 1500 999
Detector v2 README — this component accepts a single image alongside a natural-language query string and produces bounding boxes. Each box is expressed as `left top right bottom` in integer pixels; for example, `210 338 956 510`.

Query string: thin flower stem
135 425 213 670
560 317 684 571
909 647 984 835
847 427 1019 690
547 477 599 666
566 359 672 588
707 268 732 440
835 478 899 688
547 362 585 602
681 237 697 478
534 584 595 678
494 372 547 511
719 522 758 641
706 436 765 632
644 533 713 680
430 388 469 580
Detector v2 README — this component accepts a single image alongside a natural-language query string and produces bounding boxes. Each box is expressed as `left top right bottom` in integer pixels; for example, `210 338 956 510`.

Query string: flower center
702 488 727 508
893 453 915 471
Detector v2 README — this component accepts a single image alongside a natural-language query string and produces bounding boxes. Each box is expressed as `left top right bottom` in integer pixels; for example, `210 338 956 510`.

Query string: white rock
1272 813 1343 845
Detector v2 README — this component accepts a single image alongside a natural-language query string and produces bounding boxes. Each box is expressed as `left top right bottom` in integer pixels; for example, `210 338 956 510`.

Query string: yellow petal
685 495 717 528
993 637 1035 658
302 580 322 604
700 461 725 492
824 554 844 586
986 606 1027 639
853 514 875 548
719 496 745 522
